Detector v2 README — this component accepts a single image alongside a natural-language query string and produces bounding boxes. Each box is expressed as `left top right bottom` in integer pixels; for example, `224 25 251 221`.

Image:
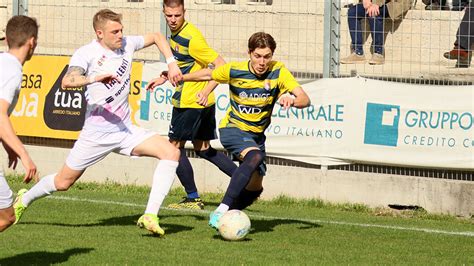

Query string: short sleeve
124 35 145 52
0 74 21 104
68 48 89 71
188 33 219 65
278 66 300 95
211 63 232 84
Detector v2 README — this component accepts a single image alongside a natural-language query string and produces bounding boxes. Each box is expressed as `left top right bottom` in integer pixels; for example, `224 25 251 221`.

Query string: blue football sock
176 148 198 196
196 147 237 177
222 150 264 206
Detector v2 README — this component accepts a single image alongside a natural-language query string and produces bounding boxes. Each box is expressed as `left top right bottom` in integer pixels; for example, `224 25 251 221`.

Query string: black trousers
456 2 474 51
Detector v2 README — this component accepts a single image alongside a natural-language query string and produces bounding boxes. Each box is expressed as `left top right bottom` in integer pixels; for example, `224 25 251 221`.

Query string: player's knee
0 214 15 232
243 150 265 168
230 188 263 210
159 143 180 161
168 146 180 161
0 223 11 232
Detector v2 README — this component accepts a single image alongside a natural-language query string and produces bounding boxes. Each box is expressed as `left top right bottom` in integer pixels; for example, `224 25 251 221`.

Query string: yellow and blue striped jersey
169 21 219 108
212 61 300 133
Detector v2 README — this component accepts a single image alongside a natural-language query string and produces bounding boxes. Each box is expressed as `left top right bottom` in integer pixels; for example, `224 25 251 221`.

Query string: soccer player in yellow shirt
149 32 311 229
157 0 238 210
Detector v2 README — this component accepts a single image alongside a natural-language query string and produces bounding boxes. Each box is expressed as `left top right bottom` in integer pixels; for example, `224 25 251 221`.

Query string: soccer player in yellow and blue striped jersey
154 0 238 210
211 60 301 133
179 32 311 229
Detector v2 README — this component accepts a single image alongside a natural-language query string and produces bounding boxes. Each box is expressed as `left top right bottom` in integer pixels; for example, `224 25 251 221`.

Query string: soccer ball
218 210 251 241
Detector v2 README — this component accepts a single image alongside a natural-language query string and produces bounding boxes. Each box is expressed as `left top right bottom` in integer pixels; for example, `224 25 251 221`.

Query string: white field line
49 195 474 237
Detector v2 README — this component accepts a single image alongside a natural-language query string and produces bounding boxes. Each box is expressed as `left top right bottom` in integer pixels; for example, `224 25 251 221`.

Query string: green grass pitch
0 176 473 265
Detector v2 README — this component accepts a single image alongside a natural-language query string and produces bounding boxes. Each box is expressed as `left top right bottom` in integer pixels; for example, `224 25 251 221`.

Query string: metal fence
1 0 473 83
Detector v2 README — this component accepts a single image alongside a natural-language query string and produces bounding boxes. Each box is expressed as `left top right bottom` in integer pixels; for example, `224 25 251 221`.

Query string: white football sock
145 160 178 215
216 203 229 213
22 174 57 206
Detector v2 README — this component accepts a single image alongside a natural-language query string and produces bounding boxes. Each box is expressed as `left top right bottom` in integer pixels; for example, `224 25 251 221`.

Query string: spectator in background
423 0 468 11
341 0 412 65
451 0 470 11
444 2 474 67
423 0 449 10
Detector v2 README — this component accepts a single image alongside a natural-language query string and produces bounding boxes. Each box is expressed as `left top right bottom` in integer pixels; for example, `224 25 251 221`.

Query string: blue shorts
219 127 267 176
169 105 217 141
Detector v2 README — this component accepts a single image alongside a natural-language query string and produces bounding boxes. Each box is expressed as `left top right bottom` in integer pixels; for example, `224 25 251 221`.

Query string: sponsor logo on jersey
238 105 262 114
97 55 106 66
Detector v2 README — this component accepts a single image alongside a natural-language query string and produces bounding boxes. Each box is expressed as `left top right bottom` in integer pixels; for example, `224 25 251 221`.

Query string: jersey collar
171 21 189 37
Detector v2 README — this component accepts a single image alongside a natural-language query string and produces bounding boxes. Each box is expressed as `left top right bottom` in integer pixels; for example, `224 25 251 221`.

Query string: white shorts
66 125 157 171
0 172 13 209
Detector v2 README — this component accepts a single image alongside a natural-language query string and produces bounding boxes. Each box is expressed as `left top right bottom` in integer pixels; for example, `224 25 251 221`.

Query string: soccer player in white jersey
0 15 39 232
13 9 183 236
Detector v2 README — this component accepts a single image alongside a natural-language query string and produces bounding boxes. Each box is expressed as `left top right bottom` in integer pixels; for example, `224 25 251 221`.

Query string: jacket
370 0 413 19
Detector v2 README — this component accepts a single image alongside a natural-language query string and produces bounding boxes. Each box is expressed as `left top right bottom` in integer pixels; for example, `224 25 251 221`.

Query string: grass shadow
22 214 142 228
0 248 94 265
202 201 220 208
161 213 206 222
209 217 321 241
139 223 194 237
202 201 263 215
212 234 254 242
22 213 204 235
251 218 322 233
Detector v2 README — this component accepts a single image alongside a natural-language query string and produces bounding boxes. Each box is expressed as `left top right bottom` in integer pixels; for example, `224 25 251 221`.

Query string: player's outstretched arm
146 63 213 92
278 87 311 110
61 66 119 88
143 33 183 86
184 68 213 82
291 87 311 108
0 100 37 183
145 71 169 91
196 56 226 106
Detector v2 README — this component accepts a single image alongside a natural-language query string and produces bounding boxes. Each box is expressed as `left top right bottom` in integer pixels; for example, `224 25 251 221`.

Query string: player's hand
278 94 295 110
20 155 37 183
362 0 372 9
146 71 169 91
2 142 19 169
196 90 210 106
167 62 183 86
366 5 380 17
95 74 121 84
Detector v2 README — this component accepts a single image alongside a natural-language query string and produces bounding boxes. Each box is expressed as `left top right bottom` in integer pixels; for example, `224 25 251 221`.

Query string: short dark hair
6 15 38 49
248 32 276 54
93 9 122 31
163 0 184 8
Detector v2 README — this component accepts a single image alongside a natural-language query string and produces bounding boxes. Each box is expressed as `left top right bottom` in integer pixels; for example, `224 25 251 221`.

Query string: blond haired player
14 9 183 236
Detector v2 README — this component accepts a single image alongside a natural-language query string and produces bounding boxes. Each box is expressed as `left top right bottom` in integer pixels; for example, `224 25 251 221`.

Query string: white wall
1 145 472 217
